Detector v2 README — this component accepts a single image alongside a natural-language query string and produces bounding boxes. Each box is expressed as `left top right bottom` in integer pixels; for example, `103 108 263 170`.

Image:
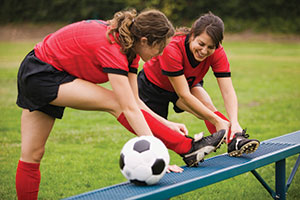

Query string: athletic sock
16 160 41 200
204 111 233 143
117 110 192 154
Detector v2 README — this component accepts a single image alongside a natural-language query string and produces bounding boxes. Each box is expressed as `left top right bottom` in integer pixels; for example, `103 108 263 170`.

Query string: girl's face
136 37 171 62
189 31 216 62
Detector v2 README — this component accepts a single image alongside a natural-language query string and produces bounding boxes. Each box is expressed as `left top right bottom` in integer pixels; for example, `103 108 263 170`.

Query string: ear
140 37 148 46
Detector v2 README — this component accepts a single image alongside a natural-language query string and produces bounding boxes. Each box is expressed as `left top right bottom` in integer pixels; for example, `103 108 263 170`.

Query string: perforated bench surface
64 131 300 200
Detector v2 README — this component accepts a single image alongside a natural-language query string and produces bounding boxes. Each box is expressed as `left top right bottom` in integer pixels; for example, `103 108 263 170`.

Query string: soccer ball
119 136 170 186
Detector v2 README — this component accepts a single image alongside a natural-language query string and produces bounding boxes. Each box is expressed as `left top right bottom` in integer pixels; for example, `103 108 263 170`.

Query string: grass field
0 37 300 200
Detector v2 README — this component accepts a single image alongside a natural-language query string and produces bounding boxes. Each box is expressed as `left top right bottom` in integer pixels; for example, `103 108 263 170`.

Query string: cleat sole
228 141 260 157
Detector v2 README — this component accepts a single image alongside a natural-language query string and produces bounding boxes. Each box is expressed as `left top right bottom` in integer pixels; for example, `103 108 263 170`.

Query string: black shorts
137 69 181 119
16 50 76 119
138 70 204 119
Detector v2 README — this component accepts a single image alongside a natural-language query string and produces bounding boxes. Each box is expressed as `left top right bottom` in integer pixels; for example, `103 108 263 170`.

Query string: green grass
0 38 300 200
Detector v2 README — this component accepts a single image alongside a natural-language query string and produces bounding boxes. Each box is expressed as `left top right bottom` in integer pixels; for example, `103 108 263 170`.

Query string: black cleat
181 129 226 167
227 129 260 157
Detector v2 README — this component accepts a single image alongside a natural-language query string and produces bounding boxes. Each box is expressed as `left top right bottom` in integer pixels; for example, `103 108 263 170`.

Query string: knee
21 146 45 163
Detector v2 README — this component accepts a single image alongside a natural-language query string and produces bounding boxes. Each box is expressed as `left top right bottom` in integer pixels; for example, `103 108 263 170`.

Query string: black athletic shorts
16 50 76 119
138 70 180 119
138 69 204 119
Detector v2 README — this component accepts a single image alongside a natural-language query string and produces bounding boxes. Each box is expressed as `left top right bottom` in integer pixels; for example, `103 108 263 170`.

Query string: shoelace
236 129 249 138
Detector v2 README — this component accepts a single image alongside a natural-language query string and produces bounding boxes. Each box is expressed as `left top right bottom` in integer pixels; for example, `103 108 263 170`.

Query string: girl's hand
230 122 243 140
166 165 184 173
165 121 188 136
215 119 231 133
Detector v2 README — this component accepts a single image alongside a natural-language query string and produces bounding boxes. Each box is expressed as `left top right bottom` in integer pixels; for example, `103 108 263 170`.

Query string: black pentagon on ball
130 179 148 186
133 139 150 153
151 158 166 175
119 153 125 170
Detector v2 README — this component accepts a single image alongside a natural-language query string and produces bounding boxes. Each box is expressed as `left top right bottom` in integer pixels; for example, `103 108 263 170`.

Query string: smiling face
135 37 172 62
189 31 216 62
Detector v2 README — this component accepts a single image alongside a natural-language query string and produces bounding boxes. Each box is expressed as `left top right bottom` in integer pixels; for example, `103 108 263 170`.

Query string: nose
200 46 208 55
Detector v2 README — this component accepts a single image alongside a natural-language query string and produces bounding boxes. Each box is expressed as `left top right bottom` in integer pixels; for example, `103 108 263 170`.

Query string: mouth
195 50 205 60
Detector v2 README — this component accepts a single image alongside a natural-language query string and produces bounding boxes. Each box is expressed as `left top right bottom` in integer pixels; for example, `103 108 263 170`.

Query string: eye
198 42 205 47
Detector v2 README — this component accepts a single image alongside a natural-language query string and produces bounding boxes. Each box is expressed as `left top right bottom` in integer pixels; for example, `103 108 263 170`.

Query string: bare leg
16 109 55 200
20 109 55 163
20 79 117 164
175 87 217 119
16 79 126 200
190 86 217 112
190 87 231 139
51 79 122 117
175 86 230 132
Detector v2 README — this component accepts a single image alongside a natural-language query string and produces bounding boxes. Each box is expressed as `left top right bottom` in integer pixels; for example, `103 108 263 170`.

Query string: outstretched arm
217 77 243 138
169 75 229 132
108 73 153 136
128 72 188 135
128 73 186 173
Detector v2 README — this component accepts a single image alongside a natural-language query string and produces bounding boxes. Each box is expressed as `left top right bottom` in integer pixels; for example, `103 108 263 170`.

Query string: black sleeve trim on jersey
103 68 128 76
214 72 231 78
129 67 138 74
162 69 184 77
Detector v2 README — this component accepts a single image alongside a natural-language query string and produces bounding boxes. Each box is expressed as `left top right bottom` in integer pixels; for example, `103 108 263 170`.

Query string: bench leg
275 159 286 200
286 154 300 191
253 155 299 200
251 170 276 198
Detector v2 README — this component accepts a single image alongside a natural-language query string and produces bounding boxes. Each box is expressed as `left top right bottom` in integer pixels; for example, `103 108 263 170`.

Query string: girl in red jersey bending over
138 12 259 159
16 9 226 200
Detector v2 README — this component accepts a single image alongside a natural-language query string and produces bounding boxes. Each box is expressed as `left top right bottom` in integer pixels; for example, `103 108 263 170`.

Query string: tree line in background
1 0 299 33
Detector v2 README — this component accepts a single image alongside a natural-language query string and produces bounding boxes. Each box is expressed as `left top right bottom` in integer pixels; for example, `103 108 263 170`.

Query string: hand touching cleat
181 129 226 167
228 130 260 157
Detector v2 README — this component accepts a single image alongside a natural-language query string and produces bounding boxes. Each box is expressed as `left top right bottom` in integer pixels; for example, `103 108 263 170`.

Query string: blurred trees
0 0 299 33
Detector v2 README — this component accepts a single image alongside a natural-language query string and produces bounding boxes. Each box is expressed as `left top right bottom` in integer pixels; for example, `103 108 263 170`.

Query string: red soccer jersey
34 20 140 84
143 34 230 92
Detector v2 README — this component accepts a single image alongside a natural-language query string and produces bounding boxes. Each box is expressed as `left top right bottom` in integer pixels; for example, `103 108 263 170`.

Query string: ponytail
107 9 174 62
107 9 136 52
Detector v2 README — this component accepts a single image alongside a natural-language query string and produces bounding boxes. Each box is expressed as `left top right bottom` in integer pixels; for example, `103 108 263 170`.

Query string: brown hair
176 12 224 48
107 9 175 62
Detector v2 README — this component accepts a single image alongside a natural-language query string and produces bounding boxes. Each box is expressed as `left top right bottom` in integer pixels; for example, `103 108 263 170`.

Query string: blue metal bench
64 130 300 200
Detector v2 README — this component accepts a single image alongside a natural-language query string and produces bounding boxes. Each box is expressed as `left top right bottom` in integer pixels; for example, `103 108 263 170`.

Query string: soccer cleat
227 130 260 157
181 129 226 167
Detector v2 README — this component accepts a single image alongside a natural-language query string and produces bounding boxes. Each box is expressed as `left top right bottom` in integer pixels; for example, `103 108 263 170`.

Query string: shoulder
59 20 108 34
170 34 187 46
210 45 227 60
214 45 226 55
164 35 186 55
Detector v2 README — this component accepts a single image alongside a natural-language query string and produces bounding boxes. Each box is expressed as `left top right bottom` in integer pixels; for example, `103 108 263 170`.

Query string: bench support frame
251 154 300 200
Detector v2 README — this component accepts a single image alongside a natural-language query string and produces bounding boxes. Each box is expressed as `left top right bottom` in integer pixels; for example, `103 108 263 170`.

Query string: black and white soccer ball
119 136 170 186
